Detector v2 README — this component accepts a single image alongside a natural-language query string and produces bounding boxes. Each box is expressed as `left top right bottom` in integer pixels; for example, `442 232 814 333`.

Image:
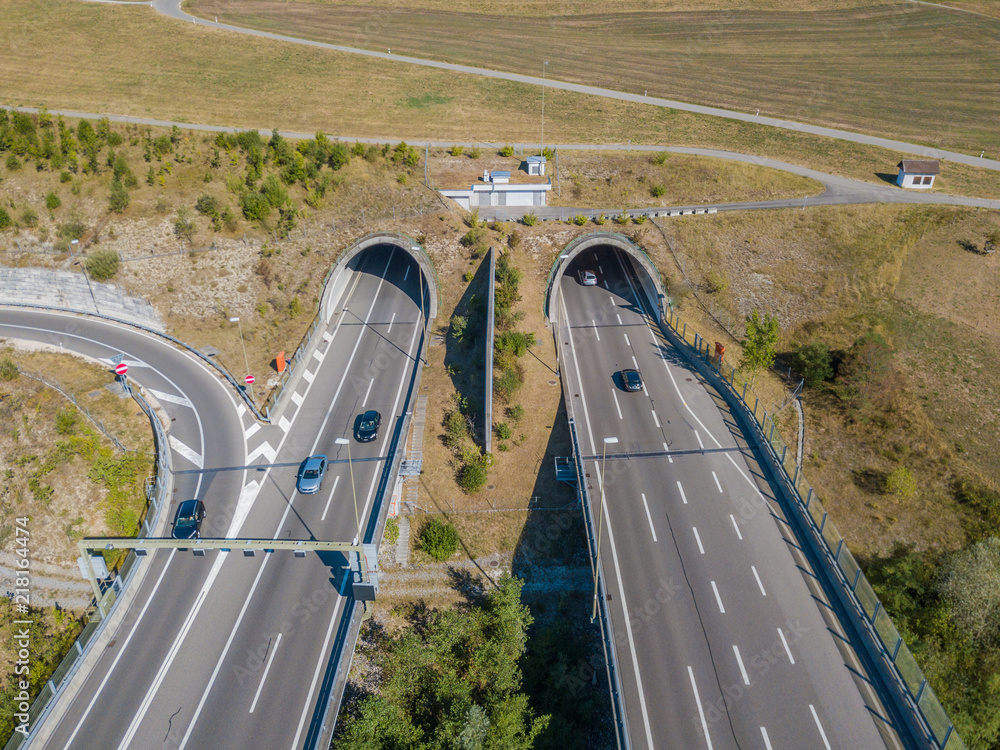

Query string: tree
837 331 893 409
173 206 196 245
739 309 779 386
792 341 833 388
107 177 129 213
938 537 1000 647
84 249 119 281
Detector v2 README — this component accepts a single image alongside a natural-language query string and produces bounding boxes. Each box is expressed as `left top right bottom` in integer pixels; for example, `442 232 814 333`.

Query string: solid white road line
363 377 374 406
249 633 282 714
592 319 600 341
712 471 723 493
809 705 832 750
562 294 654 749
62 550 178 749
387 312 395 333
677 481 688 504
760 726 773 750
277 415 292 434
730 514 743 540
624 333 631 346
244 423 261 439
652 409 660 428
147 388 193 408
752 565 767 596
612 389 623 420
733 645 750 686
321 475 341 522
778 627 795 665
641 494 657 542
302 368 315 383
695 430 704 449
711 581 726 613
688 666 715 750
693 527 705 554
169 435 204 469
291 390 304 406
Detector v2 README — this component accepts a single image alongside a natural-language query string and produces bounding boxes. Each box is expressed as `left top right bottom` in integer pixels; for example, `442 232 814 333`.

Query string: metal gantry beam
78 537 378 616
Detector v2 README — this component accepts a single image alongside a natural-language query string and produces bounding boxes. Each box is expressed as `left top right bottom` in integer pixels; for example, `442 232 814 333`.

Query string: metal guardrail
659 306 965 750
4 383 171 750
568 417 631 750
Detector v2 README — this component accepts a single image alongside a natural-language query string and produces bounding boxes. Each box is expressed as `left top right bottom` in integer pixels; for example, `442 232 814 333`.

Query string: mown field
5 1 1000 199
191 0 1000 155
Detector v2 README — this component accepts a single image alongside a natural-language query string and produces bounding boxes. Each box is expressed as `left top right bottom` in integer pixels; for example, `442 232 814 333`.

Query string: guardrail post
805 487 813 508
834 538 843 561
915 678 927 703
819 511 827 532
792 465 799 486
781 444 787 465
741 382 747 401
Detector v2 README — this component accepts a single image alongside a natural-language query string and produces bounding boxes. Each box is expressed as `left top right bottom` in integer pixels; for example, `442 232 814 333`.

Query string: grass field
5 1 1000 199
190 0 1000 155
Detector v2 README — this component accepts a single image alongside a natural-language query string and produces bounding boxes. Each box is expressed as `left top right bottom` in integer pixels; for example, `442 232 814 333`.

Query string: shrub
573 214 587 226
522 213 538 226
505 404 524 423
5 154 21 171
463 271 474 283
384 517 400 546
20 208 38 228
84 248 120 281
495 366 523 402
615 211 630 225
444 409 468 449
458 455 489 494
450 145 464 156
0 207 13 230
499 145 514 157
594 213 607 225
288 296 303 317
495 422 512 440
195 194 218 217
174 207 196 244
705 271 728 294
884 467 917 498
460 226 486 248
508 230 521 249
241 191 270 222
633 214 647 224
0 355 18 381
542 146 554 159
419 518 460 560
651 184 666 197
450 314 468 343
496 330 536 357
45 192 61 210
55 408 78 435
792 341 834 388
652 151 669 165
468 146 481 159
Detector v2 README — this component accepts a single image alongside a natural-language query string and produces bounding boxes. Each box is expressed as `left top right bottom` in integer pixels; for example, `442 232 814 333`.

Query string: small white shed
526 156 547 176
896 160 939 189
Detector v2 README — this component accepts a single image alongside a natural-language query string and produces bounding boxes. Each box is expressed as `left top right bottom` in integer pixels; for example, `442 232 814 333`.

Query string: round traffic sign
114 363 128 376
245 375 255 385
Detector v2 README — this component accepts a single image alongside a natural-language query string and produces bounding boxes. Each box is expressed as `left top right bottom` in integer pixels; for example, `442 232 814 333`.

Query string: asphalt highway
2 244 425 749
557 248 896 750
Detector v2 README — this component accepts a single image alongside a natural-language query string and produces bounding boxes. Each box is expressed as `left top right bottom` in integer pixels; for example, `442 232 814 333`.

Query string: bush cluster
418 518 460 561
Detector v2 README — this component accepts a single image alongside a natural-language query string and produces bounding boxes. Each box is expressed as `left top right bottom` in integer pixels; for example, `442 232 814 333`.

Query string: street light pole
229 316 254 400
592 436 618 622
541 61 549 156
336 437 361 543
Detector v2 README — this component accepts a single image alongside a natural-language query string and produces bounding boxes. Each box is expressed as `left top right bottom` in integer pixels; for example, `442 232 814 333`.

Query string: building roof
490 171 511 178
897 159 940 174
526 156 547 163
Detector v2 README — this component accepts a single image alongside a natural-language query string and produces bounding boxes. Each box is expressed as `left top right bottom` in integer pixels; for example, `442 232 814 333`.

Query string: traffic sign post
114 363 128 376
244 375 255 385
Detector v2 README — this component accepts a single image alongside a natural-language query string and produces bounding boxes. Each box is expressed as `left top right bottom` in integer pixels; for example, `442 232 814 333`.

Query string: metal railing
485 246 496 454
4 383 171 750
568 417 630 750
660 305 965 750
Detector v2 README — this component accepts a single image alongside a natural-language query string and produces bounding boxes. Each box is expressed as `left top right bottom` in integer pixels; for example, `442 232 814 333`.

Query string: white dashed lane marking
312 348 325 363
322 331 333 343
245 423 261 440
169 435 203 469
278 416 292 434
291 391 304 407
302 369 315 384
247 441 277 464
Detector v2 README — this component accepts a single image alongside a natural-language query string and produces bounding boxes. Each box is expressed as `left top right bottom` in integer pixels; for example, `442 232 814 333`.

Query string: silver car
296 455 328 494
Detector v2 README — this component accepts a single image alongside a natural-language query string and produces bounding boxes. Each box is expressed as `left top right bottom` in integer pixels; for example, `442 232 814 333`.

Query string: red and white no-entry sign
245 375 255 385
114 363 128 376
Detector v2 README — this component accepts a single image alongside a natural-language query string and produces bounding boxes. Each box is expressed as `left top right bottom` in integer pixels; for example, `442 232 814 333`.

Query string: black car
172 499 206 539
355 410 382 442
620 369 643 392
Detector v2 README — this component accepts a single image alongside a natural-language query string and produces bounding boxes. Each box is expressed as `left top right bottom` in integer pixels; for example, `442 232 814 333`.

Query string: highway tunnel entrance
321 232 439 324
544 232 666 324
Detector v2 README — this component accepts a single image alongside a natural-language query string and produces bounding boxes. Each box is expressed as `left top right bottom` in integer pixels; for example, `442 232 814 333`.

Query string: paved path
142 0 1000 172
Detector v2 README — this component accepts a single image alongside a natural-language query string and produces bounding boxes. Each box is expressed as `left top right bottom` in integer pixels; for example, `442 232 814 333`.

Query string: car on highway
355 410 382 443
296 455 328 494
580 270 598 286
619 368 643 392
172 499 206 539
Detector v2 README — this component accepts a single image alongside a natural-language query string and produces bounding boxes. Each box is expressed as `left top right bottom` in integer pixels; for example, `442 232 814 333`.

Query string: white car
581 270 598 286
